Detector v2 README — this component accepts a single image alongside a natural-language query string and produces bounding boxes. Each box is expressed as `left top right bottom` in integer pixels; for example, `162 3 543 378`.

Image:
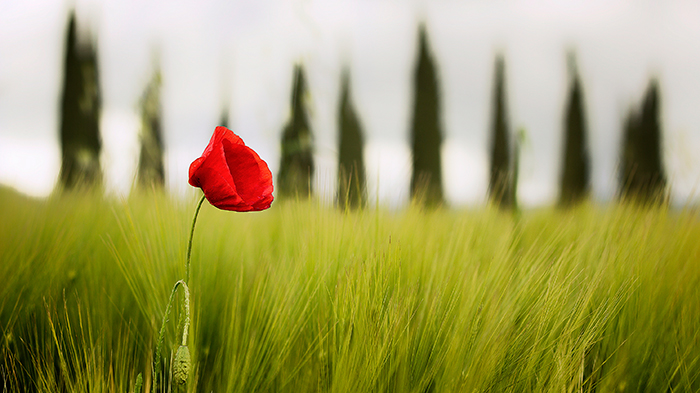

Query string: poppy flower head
189 126 274 211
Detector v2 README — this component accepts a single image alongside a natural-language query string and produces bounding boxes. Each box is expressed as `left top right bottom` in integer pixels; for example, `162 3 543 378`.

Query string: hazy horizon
2 0 700 207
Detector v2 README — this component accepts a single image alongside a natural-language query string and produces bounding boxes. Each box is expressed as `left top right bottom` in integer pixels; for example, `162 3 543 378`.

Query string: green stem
180 282 191 345
186 195 206 284
154 280 191 388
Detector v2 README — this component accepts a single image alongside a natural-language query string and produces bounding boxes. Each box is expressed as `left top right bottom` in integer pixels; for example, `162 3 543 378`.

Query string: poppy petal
189 127 274 212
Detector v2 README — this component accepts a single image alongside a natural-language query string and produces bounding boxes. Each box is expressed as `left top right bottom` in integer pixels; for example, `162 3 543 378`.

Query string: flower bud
134 373 143 393
173 345 191 385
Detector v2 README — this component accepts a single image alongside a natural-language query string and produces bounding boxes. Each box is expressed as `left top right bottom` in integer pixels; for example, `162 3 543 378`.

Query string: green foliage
278 65 314 199
410 27 444 207
489 56 515 209
2 188 700 392
337 70 366 209
58 13 102 190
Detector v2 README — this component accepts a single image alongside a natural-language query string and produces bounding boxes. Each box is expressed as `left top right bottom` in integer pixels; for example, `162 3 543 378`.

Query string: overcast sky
1 0 700 207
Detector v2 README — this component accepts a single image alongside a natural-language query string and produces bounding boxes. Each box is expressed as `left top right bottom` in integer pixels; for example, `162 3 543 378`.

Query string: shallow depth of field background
2 1 700 392
2 0 700 205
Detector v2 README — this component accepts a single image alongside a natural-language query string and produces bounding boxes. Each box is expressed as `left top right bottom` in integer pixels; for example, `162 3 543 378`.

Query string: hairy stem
186 195 206 284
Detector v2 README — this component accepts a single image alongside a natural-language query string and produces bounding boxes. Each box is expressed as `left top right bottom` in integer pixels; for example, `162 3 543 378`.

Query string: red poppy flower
189 126 274 211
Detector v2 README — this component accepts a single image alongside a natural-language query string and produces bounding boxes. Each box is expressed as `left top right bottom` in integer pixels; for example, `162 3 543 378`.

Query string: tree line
58 14 666 207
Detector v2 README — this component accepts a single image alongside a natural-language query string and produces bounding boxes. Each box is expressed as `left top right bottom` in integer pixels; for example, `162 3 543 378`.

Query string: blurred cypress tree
410 26 444 206
558 55 590 206
137 70 164 189
278 65 314 198
58 13 102 189
337 70 366 209
619 79 666 203
219 110 229 129
488 56 514 209
511 128 525 213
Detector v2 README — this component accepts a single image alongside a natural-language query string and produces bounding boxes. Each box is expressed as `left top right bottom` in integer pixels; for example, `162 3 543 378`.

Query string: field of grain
1 188 699 392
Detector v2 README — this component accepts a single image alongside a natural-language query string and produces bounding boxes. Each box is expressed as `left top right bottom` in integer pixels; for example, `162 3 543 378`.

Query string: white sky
1 0 700 207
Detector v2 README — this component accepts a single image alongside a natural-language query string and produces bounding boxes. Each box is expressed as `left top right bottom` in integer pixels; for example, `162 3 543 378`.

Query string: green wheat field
1 187 699 392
